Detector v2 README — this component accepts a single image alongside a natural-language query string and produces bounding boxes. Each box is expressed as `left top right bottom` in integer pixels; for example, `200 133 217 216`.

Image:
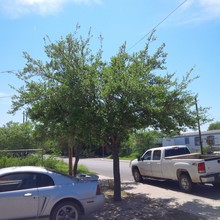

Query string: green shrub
130 152 140 159
0 155 94 175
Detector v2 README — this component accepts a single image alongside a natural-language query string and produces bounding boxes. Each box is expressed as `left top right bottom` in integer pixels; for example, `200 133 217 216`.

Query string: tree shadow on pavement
91 178 220 220
85 192 207 220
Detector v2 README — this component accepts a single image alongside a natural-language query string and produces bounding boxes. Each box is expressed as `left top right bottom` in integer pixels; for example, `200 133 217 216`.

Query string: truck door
139 150 152 177
151 150 163 178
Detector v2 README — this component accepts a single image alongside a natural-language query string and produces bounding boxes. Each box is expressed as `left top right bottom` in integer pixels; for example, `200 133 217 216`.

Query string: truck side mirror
137 156 144 161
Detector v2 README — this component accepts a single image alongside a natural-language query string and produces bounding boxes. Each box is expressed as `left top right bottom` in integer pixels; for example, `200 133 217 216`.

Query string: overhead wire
127 0 188 52
0 70 18 74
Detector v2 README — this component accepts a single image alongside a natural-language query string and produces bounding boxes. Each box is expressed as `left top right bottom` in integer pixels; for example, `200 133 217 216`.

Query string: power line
0 70 18 74
127 0 188 51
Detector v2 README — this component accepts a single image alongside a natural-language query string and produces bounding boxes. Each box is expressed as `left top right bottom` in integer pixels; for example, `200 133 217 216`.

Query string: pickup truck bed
166 153 220 160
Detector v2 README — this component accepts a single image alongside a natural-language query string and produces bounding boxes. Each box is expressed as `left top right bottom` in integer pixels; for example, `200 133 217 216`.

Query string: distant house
162 130 220 152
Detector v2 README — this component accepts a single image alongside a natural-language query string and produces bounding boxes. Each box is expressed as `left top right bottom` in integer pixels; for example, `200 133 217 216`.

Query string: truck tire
178 173 192 193
212 183 220 188
132 167 143 182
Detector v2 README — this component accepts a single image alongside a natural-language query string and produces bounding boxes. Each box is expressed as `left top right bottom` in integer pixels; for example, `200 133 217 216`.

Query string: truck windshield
165 147 190 157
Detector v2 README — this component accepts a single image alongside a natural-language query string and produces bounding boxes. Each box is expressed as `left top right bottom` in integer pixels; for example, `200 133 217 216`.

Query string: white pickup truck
130 145 220 192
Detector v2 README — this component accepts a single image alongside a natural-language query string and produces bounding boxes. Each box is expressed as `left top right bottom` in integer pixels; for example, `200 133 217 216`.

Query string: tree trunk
68 146 73 176
111 140 121 201
73 144 80 176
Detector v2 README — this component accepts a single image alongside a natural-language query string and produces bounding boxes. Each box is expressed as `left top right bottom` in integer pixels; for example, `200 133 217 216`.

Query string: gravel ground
83 179 207 220
89 191 206 220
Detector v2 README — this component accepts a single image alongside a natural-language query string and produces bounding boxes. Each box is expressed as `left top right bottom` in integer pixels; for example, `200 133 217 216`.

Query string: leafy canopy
11 27 103 145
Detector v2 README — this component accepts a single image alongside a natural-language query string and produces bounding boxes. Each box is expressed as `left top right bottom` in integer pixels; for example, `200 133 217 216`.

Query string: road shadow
141 178 220 200
99 177 220 200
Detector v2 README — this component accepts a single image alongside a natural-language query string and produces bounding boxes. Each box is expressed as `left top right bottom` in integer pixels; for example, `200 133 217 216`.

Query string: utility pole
195 97 203 154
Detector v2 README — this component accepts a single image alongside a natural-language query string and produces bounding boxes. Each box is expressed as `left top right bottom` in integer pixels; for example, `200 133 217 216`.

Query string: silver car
0 166 105 220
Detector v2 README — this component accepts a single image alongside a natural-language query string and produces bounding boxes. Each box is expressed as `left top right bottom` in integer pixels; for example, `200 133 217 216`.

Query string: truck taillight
198 162 206 173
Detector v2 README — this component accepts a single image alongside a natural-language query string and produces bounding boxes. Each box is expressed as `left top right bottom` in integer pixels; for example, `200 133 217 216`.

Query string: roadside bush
0 155 94 175
202 145 216 154
0 156 40 167
42 156 58 169
130 152 140 159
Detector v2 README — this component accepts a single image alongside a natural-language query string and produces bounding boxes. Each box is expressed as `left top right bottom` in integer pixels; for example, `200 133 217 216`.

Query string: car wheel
50 201 82 220
132 167 143 182
179 173 192 193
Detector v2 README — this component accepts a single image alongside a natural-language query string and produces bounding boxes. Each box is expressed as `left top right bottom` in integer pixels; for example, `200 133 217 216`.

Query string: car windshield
165 147 190 157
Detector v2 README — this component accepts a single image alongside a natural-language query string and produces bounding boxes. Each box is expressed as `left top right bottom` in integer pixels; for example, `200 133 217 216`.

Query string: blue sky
0 0 220 131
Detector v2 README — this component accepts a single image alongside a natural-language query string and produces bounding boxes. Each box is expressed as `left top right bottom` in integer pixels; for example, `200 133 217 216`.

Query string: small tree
10 26 103 176
208 122 220 131
129 130 162 156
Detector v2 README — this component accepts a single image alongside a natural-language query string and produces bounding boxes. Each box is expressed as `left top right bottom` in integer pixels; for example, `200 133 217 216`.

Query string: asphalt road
81 158 133 180
62 157 133 180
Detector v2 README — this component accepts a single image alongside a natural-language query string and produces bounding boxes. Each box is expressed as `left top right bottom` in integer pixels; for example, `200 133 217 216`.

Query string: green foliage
119 153 138 160
0 155 42 168
121 130 163 157
10 27 103 147
0 121 36 150
202 146 216 155
132 130 162 155
208 122 220 130
10 26 104 177
0 155 93 175
129 152 140 159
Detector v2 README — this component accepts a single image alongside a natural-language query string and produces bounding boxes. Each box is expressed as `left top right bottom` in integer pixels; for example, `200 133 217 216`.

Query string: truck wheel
132 167 143 182
179 173 192 193
212 183 220 188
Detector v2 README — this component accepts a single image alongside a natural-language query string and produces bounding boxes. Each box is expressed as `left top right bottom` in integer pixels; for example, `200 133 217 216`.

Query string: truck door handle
24 193 32 197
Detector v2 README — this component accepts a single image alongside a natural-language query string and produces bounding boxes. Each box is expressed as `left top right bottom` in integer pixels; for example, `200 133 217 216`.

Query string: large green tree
11 28 208 201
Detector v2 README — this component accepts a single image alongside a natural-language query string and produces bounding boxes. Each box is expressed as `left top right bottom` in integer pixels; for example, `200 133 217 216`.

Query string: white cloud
181 0 220 24
0 0 102 18
0 92 9 97
0 93 11 104
200 0 220 17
